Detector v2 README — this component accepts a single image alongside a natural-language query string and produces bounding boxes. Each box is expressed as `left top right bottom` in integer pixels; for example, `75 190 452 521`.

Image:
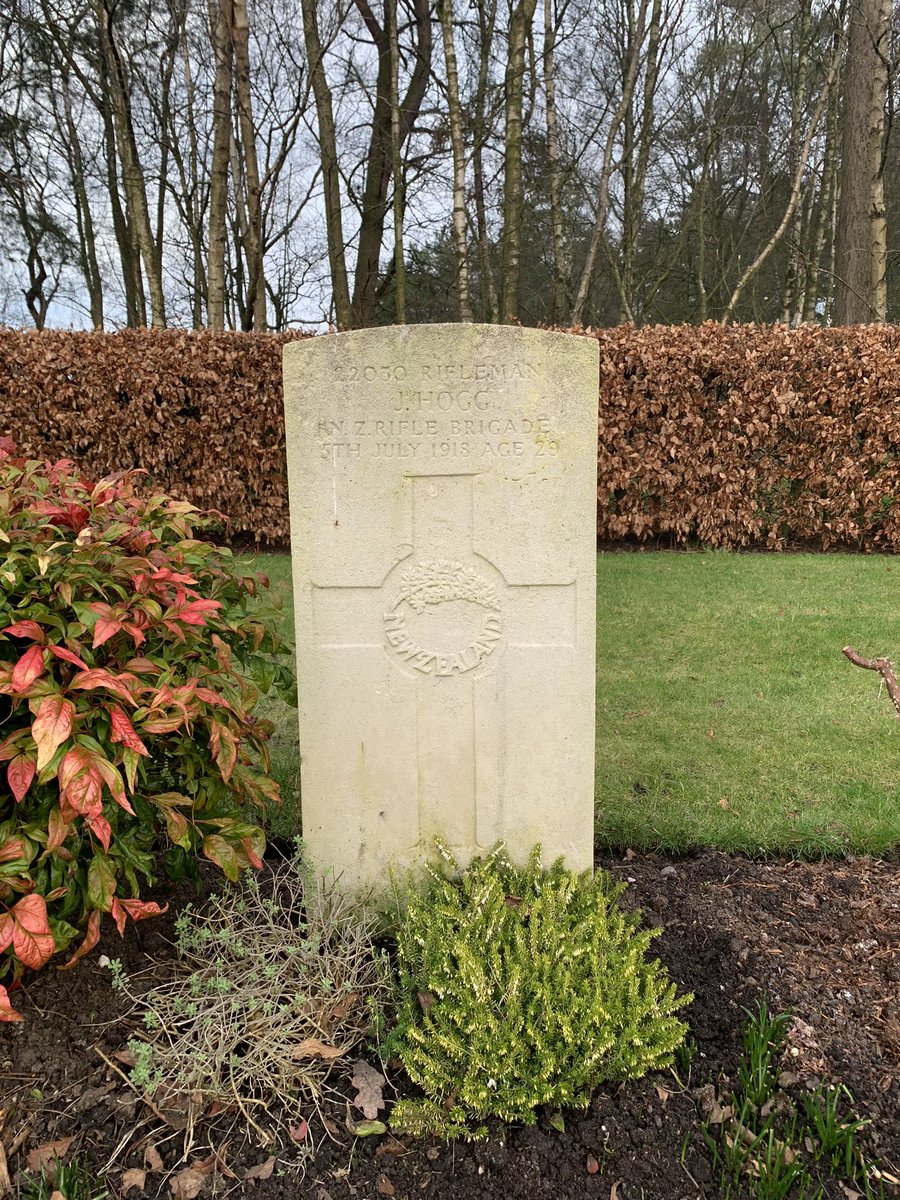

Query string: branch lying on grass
842 646 900 716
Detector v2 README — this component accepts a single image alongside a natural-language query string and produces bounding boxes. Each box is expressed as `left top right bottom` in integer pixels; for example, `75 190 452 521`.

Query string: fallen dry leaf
170 1166 206 1200
289 1120 308 1144
610 1182 624 1200
25 1137 75 1176
376 1175 395 1196
145 1144 164 1173
243 1157 277 1181
351 1060 386 1119
292 1037 344 1060
655 1086 671 1103
330 991 358 1020
121 1168 146 1195
375 1137 408 1158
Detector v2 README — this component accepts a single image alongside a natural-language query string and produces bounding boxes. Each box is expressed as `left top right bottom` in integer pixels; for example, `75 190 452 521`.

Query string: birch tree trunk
473 0 499 322
500 0 538 324
438 0 473 320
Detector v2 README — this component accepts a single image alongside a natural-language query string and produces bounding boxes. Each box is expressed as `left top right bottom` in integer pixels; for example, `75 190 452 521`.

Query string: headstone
283 325 598 892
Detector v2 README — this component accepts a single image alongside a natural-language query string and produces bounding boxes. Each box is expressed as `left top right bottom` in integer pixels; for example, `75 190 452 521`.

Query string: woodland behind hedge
3 323 900 551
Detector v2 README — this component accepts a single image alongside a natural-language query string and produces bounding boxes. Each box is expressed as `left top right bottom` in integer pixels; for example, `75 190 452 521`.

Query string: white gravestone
283 325 598 892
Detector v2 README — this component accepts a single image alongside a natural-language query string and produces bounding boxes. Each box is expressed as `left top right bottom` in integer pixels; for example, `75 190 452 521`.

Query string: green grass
242 550 900 857
598 551 900 856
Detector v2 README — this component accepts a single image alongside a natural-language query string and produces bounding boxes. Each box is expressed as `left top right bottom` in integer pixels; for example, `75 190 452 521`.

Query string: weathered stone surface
283 325 598 892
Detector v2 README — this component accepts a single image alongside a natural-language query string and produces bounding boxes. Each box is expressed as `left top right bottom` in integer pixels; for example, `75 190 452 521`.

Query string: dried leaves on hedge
6 323 900 550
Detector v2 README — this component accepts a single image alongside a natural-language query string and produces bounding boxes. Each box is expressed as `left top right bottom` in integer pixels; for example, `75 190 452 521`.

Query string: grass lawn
243 550 900 857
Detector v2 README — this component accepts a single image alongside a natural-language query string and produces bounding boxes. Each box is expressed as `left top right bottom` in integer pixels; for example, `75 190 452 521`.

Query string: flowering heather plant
0 438 294 1021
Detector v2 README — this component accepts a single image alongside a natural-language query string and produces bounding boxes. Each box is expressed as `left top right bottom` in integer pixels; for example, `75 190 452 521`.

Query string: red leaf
59 746 103 818
0 983 23 1023
2 621 46 643
88 814 112 852
195 688 234 712
0 836 26 864
61 909 100 970
173 599 222 627
12 645 44 692
48 644 90 670
88 603 123 648
69 669 137 704
93 756 135 815
8 753 36 803
32 694 75 770
117 897 167 924
0 894 55 969
46 806 71 853
108 704 149 756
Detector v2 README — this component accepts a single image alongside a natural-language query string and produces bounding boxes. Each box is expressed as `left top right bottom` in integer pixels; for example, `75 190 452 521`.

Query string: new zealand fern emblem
384 561 504 676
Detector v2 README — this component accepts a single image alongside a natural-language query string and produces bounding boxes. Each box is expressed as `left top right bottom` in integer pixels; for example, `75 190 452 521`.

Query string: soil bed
2 849 898 1200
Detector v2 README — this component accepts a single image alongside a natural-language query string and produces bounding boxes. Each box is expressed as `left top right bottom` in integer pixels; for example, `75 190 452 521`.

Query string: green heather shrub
0 440 294 1021
389 844 692 1137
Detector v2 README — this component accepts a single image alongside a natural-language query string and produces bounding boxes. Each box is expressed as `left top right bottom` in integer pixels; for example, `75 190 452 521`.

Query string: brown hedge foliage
4 324 900 550
590 322 900 551
0 328 310 545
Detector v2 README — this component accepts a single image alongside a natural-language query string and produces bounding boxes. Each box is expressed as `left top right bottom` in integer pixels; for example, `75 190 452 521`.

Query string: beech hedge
4 323 900 551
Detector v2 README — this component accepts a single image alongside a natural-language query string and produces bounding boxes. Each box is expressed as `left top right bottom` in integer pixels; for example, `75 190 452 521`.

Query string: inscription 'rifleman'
383 560 503 676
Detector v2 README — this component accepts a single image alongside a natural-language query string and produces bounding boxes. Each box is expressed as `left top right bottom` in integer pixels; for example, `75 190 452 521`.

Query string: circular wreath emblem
383 560 504 675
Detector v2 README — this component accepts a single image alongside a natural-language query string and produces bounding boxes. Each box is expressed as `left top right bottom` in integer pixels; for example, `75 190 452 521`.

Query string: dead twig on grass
842 646 900 716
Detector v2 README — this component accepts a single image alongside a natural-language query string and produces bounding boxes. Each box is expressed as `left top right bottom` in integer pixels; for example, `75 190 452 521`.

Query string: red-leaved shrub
0 439 295 1021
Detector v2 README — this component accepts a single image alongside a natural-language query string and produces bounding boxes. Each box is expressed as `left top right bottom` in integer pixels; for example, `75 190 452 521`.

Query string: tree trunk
207 0 234 331
833 0 890 324
543 0 567 324
232 0 267 329
438 0 473 320
350 0 432 329
500 0 537 324
301 0 352 328
389 0 407 323
94 0 166 328
473 0 499 322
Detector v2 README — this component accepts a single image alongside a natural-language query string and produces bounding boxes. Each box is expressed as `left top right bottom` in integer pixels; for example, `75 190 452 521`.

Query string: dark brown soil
2 849 898 1200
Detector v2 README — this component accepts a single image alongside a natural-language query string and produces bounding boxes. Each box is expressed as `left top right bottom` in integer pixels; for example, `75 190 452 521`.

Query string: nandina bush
0 439 295 1021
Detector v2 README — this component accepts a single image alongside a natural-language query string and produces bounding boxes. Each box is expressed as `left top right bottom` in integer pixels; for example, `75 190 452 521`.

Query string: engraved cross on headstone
310 472 576 848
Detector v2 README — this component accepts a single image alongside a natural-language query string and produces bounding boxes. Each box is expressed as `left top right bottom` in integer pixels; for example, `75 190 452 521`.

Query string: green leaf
348 1119 387 1138
202 834 240 882
87 854 117 912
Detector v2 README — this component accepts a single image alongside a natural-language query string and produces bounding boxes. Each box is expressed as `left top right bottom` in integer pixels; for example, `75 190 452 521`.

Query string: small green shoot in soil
20 1157 107 1200
700 999 885 1199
